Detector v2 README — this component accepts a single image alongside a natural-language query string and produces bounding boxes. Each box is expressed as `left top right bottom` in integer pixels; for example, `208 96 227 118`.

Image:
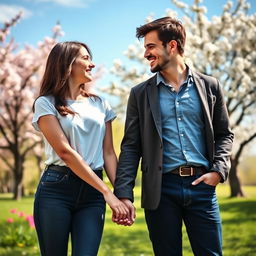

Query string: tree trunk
229 158 244 197
12 155 25 200
13 175 23 200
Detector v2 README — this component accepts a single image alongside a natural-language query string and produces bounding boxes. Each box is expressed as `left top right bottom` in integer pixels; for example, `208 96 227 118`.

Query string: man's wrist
209 169 224 183
211 171 222 183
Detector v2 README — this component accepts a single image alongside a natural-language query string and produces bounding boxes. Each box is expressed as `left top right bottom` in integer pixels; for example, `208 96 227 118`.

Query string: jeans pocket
201 181 216 189
41 170 68 186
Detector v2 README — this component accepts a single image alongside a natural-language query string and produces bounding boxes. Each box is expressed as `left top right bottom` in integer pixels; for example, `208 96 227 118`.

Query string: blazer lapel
146 75 162 141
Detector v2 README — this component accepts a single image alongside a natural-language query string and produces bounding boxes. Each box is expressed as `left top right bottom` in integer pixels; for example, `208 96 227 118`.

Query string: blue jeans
145 173 222 256
34 166 106 256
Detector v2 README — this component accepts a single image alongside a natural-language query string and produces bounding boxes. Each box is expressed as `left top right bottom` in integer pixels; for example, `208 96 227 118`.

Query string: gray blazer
114 70 234 210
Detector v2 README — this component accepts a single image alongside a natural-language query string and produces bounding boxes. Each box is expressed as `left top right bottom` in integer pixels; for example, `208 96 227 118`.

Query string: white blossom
102 0 256 156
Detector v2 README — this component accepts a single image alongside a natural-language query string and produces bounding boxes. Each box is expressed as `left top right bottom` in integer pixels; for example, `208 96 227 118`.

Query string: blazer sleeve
114 88 142 202
210 79 234 181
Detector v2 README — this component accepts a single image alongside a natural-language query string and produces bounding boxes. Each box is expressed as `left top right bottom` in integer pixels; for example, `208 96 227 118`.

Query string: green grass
0 185 256 256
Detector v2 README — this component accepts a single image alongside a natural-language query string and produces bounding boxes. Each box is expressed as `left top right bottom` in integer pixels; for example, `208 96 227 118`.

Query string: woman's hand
112 198 136 226
103 189 129 221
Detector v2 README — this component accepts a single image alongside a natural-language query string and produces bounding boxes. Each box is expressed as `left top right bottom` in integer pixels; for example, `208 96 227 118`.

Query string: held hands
103 190 130 221
192 171 221 186
112 198 136 226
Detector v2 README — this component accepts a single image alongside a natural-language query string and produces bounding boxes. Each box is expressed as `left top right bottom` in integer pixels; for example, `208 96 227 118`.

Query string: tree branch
229 88 255 115
18 111 32 131
234 132 256 163
0 153 13 169
232 101 256 128
4 102 15 130
0 113 12 131
0 123 13 148
21 140 41 158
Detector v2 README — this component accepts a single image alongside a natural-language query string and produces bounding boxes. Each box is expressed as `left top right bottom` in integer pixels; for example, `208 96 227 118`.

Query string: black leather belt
171 166 206 176
46 164 71 173
46 164 103 173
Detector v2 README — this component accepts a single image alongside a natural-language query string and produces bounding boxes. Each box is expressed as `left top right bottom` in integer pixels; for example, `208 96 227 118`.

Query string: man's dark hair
136 17 186 55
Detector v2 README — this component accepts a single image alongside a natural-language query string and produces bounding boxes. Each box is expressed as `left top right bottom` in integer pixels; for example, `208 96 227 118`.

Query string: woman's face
70 47 95 84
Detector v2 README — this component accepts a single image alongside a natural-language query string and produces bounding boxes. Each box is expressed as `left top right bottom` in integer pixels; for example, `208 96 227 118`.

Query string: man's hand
192 172 221 186
112 198 136 226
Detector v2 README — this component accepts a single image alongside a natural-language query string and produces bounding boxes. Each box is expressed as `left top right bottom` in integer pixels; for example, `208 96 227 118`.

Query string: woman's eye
82 55 90 61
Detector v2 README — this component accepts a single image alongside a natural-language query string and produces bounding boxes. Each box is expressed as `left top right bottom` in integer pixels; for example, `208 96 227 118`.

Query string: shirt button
180 133 184 136
183 150 186 153
178 118 181 121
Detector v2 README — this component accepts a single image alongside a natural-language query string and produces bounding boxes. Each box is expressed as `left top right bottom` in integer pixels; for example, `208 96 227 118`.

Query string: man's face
144 30 170 73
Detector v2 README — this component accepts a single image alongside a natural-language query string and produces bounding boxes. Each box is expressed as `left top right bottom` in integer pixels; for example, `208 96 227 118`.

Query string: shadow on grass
220 200 256 224
0 195 34 201
0 198 15 201
101 214 153 256
0 247 39 256
100 229 153 256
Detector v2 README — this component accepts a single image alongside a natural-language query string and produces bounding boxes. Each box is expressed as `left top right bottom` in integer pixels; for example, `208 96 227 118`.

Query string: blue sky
1 0 255 88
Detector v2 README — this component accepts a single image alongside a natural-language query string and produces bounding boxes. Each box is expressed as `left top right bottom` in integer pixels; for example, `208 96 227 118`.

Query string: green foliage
0 209 37 248
0 221 37 248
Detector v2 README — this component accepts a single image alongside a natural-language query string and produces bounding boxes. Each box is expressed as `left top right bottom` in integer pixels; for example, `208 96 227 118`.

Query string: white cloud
0 4 32 23
34 0 95 8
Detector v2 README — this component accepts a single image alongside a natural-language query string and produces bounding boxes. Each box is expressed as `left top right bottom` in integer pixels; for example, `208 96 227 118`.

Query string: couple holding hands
32 17 233 256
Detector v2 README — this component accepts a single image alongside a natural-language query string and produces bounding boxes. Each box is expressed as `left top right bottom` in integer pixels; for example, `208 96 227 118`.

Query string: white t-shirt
32 95 116 170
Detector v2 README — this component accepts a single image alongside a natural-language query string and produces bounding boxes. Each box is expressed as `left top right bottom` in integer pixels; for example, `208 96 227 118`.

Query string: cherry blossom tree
0 13 64 199
102 0 256 197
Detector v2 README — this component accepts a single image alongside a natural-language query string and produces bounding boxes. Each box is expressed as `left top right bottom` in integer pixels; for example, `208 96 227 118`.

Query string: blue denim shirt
157 69 209 173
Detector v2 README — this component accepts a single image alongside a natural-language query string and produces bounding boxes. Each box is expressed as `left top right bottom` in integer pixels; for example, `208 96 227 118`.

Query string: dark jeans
34 166 106 256
145 173 222 256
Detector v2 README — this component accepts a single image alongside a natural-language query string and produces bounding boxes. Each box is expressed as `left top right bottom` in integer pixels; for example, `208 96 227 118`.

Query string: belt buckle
179 166 193 176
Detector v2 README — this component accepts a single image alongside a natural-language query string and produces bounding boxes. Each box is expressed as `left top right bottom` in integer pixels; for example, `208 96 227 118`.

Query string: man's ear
167 40 178 54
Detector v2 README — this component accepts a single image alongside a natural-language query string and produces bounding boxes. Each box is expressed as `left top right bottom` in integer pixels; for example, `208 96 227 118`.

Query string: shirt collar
156 65 193 87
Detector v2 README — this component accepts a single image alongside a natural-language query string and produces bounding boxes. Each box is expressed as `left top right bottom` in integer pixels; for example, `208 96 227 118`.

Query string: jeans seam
34 185 47 256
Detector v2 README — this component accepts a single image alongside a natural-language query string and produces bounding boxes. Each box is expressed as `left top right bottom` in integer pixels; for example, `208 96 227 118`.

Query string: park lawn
0 185 255 256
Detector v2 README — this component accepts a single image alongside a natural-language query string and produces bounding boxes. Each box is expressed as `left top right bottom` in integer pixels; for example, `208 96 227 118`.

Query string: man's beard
151 64 162 73
150 56 169 73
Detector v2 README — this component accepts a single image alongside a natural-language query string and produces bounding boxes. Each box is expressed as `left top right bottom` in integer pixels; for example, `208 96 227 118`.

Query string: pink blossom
26 215 35 228
18 212 25 217
10 209 17 214
6 218 14 223
29 221 35 228
0 14 63 176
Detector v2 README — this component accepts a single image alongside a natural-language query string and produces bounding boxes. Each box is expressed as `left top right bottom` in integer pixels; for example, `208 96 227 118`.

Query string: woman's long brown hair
34 41 95 115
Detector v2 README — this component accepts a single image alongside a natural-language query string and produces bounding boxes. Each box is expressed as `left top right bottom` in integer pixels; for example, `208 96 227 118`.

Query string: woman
32 41 129 256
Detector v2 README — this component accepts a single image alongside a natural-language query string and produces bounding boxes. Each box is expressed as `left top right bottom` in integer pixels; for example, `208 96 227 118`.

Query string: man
114 17 233 256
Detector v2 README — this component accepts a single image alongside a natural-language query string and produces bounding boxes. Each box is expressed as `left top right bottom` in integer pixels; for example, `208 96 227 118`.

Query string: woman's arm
103 121 117 186
38 114 128 218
